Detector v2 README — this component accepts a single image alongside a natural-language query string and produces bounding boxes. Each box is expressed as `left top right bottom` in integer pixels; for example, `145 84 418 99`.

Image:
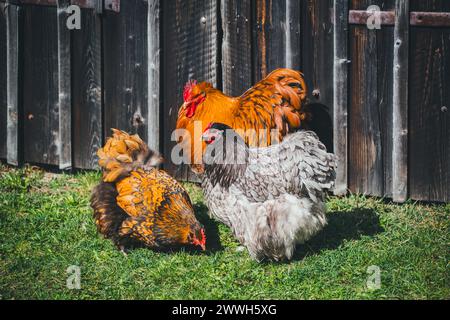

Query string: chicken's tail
90 181 133 248
239 68 309 138
97 129 164 183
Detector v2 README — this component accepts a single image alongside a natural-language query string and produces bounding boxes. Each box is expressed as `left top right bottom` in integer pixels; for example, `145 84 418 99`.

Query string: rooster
200 123 336 261
176 68 309 173
91 129 206 253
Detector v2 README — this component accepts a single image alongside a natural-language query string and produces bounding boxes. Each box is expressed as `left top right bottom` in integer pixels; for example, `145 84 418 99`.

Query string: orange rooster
176 68 309 172
91 129 206 253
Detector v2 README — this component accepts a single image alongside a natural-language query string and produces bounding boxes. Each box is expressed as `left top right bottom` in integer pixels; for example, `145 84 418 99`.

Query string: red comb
183 80 197 102
192 228 206 250
200 228 206 248
201 228 206 242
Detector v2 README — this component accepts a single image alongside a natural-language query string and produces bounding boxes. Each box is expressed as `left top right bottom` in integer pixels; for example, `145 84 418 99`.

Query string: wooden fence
0 0 448 203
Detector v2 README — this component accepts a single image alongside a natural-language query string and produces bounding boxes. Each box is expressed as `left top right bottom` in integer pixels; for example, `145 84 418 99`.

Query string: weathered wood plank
409 0 450 202
377 23 395 198
22 6 59 165
0 2 7 159
221 0 252 96
253 0 301 81
147 0 160 152
57 0 71 169
301 0 334 151
103 0 148 140
6 3 21 166
346 1 395 198
333 0 349 195
349 25 383 196
348 0 395 197
72 9 102 169
392 0 409 202
301 0 334 108
162 0 218 181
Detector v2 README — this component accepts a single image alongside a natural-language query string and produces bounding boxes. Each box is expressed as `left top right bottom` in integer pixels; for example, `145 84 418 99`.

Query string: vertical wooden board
348 0 395 197
162 0 218 180
6 3 21 166
22 6 59 165
349 24 382 196
301 0 334 110
377 25 395 198
103 0 148 140
409 0 450 202
392 0 409 202
221 0 252 96
57 0 71 169
300 0 334 152
147 0 160 152
0 3 6 159
333 0 349 195
72 9 102 169
253 0 301 81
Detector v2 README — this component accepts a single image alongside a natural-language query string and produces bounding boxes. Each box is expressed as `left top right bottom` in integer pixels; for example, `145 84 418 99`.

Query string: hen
201 123 336 261
91 129 206 253
176 68 308 172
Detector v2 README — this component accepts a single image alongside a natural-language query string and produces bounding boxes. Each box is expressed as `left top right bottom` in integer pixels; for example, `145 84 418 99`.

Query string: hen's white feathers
202 130 337 261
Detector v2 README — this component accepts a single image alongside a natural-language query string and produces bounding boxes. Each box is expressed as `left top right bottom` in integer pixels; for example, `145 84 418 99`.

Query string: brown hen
91 129 206 252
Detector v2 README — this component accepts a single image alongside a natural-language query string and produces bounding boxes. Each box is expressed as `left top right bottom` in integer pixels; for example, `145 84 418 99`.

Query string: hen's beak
200 244 206 251
201 132 214 142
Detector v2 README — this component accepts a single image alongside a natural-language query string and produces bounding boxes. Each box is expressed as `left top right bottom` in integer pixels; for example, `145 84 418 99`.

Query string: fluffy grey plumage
201 124 337 261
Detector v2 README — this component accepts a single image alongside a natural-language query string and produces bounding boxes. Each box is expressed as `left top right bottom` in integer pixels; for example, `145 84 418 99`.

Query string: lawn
0 164 448 300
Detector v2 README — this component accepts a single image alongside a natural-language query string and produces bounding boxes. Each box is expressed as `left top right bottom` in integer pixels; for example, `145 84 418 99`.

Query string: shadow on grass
293 208 384 260
194 203 223 253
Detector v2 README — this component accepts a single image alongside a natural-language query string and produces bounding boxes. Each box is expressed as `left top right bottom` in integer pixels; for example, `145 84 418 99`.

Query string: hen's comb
201 228 206 246
183 80 197 102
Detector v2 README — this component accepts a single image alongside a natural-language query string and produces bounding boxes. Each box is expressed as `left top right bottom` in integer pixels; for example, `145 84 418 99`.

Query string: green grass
0 164 448 300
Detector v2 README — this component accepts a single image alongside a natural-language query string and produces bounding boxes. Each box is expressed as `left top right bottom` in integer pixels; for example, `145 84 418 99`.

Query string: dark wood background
0 0 448 203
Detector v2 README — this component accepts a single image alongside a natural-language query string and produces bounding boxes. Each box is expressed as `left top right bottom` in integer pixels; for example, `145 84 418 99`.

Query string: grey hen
201 123 337 261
